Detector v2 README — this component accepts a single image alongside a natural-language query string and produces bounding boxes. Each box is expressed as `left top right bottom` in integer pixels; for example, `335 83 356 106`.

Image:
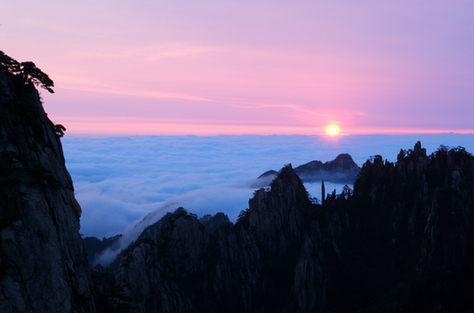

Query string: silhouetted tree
20 61 54 93
0 51 54 93
0 50 21 73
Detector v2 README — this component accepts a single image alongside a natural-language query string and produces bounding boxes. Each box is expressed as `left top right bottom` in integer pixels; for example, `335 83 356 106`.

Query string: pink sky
2 1 473 135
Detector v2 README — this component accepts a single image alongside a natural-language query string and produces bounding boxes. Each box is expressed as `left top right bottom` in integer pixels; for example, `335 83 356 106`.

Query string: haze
63 134 474 238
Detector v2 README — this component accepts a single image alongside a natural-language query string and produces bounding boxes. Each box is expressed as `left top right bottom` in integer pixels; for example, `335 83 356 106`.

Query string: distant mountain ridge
252 153 360 188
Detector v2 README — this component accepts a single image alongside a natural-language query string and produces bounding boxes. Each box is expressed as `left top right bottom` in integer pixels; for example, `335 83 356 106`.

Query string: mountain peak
252 153 360 188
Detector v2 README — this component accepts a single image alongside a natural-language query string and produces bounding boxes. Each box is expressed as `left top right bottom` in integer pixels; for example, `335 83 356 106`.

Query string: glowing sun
326 125 340 136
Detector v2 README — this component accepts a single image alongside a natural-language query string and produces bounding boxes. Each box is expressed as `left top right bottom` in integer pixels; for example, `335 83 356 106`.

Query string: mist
64 134 474 240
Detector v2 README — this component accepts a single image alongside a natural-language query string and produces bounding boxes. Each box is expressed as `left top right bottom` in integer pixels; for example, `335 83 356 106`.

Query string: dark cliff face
335 141 474 312
249 165 311 259
112 142 474 313
116 209 210 312
113 165 319 313
0 60 96 312
83 234 123 265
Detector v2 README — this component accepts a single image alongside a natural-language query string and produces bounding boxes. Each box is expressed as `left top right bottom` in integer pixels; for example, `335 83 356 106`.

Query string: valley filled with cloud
64 134 474 239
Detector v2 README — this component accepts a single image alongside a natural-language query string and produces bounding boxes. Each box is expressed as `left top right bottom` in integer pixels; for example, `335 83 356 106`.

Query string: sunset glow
1 1 473 136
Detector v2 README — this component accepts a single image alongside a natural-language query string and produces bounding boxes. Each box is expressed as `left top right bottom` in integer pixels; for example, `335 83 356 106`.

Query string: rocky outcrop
252 153 360 187
115 208 210 312
248 165 311 258
111 142 474 313
113 165 323 312
333 142 474 312
200 212 232 234
295 153 360 183
83 234 122 265
0 54 96 312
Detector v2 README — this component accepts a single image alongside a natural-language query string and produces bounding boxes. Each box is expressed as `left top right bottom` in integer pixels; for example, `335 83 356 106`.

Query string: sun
326 125 340 136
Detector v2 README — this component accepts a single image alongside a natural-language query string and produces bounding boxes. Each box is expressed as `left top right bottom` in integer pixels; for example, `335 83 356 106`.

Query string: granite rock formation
295 153 360 183
334 142 474 312
83 234 123 266
111 165 315 312
108 142 474 312
0 53 96 312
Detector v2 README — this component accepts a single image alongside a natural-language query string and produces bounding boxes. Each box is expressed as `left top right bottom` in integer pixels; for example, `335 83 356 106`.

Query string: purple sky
1 1 473 135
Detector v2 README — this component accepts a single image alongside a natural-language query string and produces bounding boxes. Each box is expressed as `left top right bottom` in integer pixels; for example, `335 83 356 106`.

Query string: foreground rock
0 53 96 312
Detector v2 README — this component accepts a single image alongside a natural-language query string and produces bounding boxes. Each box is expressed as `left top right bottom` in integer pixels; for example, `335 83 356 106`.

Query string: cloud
93 185 255 266
65 134 474 241
91 179 350 266
61 84 215 103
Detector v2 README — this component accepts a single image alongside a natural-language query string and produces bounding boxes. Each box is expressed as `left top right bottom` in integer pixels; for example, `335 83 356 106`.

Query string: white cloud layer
63 134 474 239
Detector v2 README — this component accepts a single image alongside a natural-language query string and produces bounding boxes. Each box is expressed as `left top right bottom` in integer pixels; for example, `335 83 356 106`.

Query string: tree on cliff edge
0 51 54 93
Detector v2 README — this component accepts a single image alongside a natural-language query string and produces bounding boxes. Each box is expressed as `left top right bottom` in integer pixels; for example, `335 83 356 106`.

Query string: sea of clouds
63 134 474 241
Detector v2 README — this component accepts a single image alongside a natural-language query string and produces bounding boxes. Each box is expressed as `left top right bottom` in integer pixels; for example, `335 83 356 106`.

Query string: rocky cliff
0 53 96 312
111 164 342 312
333 142 474 312
109 142 474 313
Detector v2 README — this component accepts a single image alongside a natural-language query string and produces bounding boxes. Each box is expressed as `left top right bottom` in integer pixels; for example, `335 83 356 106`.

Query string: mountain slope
110 142 474 312
0 52 96 312
332 142 474 312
